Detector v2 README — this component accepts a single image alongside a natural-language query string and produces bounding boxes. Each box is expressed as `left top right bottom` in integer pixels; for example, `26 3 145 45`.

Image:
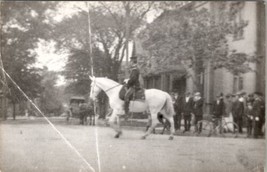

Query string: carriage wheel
220 122 239 138
197 120 212 137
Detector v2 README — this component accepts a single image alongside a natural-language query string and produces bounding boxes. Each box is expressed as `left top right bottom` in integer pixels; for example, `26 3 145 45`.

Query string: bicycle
197 116 239 138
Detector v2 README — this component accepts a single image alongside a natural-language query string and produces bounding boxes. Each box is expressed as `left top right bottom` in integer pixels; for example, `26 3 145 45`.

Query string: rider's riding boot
124 100 130 116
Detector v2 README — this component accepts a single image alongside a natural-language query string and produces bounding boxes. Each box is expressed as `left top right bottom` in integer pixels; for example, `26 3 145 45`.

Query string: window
233 75 243 92
238 76 243 91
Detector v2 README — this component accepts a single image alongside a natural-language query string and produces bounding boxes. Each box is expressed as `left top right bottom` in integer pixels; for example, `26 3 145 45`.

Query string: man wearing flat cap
124 56 140 116
182 92 194 132
212 93 225 132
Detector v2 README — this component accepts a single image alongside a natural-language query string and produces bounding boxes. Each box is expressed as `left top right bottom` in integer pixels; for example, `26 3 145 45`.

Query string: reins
104 84 121 93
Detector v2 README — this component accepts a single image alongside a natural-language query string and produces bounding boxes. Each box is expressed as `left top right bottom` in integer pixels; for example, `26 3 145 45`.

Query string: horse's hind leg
146 115 152 131
165 116 175 140
141 113 158 139
161 124 167 135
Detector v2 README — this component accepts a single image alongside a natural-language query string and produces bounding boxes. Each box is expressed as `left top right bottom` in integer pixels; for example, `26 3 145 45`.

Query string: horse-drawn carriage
67 96 95 125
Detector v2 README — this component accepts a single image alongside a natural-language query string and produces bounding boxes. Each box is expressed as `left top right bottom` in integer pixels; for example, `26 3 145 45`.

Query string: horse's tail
163 93 175 117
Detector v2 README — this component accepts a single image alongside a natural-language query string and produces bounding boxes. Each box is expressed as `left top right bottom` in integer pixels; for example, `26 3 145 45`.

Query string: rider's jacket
127 64 140 88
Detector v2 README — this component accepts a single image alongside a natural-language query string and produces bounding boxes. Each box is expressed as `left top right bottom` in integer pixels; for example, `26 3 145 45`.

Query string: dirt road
0 118 265 172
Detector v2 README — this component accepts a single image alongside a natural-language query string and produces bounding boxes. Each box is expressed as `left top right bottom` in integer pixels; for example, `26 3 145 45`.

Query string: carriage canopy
69 96 85 115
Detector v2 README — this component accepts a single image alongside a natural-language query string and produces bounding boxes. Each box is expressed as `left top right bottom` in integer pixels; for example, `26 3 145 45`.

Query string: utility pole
125 2 130 78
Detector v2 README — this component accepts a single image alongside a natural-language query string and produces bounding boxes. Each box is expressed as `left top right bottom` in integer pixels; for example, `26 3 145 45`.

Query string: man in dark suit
193 92 203 134
231 94 239 130
253 92 265 138
245 97 254 137
183 92 194 133
237 92 246 133
258 92 265 136
173 92 184 131
212 93 225 131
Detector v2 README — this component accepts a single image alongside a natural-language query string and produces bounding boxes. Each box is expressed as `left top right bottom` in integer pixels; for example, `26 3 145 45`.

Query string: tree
63 48 106 95
39 69 63 116
1 2 57 118
140 2 252 91
52 1 155 81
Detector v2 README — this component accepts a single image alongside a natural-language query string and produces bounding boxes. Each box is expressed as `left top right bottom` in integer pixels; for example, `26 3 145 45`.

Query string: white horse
89 76 175 140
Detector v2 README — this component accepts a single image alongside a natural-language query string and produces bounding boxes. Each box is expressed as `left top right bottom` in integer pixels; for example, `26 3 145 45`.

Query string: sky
35 40 68 72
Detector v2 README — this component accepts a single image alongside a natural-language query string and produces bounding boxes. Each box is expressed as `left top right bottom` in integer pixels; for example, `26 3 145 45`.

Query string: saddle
119 85 145 101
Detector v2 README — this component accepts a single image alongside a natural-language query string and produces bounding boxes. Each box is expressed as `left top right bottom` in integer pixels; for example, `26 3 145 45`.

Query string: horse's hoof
114 131 122 138
169 136 174 140
141 136 146 140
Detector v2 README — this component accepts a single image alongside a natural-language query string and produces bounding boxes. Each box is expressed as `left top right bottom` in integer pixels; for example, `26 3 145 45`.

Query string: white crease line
91 80 101 172
1 67 96 172
94 120 101 172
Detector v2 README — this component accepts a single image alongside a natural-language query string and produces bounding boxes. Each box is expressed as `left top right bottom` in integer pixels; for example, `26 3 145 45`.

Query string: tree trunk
181 61 200 92
125 2 130 78
1 96 7 120
12 101 16 120
3 97 7 120
112 62 121 81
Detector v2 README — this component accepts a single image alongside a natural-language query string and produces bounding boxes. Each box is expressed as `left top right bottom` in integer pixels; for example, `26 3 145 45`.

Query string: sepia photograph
0 1 266 172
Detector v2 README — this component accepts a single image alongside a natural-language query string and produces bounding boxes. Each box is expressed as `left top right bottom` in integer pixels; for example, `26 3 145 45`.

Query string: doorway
172 76 186 95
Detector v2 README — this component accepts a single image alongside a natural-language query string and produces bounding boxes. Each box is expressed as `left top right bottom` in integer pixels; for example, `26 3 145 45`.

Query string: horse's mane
95 77 120 86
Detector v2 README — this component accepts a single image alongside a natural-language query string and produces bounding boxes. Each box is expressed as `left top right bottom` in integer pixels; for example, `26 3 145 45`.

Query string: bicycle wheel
197 120 212 137
220 122 239 138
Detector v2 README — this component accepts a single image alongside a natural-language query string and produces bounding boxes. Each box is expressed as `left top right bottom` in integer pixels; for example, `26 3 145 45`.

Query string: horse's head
89 76 102 101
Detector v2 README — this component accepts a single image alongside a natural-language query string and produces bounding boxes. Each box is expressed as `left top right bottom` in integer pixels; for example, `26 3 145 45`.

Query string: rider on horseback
124 56 140 116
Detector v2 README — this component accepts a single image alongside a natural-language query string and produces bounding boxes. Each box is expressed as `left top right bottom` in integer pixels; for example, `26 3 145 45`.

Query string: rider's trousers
124 87 135 102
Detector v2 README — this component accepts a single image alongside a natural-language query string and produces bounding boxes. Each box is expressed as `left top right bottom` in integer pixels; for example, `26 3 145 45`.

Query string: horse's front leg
146 114 152 132
109 111 122 138
115 116 122 138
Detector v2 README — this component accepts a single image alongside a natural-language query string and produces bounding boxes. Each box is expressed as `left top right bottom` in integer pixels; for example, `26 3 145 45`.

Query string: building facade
136 1 266 114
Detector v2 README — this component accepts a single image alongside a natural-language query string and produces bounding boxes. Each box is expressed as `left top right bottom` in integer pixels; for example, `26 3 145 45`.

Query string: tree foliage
52 1 155 81
63 48 106 95
140 2 252 90
1 2 57 103
39 69 63 115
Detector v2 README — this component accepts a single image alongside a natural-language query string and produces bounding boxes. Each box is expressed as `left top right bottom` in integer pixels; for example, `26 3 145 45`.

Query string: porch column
205 60 214 115
160 74 165 91
169 74 173 92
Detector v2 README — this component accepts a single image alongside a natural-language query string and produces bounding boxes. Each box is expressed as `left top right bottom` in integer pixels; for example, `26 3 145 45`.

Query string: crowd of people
171 91 265 138
123 55 265 138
